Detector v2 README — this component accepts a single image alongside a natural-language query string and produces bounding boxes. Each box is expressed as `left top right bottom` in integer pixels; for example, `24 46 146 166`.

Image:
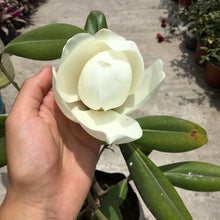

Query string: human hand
0 66 101 219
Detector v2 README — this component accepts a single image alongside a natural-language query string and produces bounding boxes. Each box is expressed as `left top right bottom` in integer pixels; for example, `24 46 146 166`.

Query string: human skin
0 66 101 219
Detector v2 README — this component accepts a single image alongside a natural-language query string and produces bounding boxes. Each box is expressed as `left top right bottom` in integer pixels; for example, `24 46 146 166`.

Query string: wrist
0 194 57 220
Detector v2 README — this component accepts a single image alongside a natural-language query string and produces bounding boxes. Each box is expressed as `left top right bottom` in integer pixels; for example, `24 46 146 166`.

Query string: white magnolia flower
53 28 165 144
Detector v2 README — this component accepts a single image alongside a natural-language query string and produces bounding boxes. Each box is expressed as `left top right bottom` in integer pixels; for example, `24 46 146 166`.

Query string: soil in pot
195 43 207 67
205 61 220 88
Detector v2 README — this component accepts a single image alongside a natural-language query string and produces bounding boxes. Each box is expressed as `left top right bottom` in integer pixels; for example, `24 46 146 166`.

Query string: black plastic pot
185 23 197 51
78 171 140 220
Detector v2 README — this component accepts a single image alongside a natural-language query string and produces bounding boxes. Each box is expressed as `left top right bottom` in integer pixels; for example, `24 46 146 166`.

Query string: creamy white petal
115 59 165 115
56 37 110 103
52 67 88 122
94 28 125 41
103 40 145 94
74 110 142 144
60 33 93 66
78 50 132 111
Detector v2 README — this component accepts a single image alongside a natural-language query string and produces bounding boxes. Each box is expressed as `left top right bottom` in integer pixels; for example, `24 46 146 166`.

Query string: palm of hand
5 67 100 218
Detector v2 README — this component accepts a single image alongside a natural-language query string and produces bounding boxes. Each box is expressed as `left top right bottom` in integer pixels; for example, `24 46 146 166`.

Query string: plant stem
0 55 20 91
86 192 107 220
126 174 132 182
97 144 114 161
94 209 108 220
87 191 97 210
92 176 108 197
97 144 108 161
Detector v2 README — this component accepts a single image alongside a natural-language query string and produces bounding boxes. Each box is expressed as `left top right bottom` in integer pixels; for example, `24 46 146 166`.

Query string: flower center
78 50 132 111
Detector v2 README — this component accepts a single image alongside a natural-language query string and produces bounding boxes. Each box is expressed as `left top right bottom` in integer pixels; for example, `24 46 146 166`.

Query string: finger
10 66 53 119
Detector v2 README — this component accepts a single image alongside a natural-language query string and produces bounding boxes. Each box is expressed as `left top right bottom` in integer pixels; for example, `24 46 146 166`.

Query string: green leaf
0 137 6 167
0 115 7 167
101 178 128 207
84 10 108 35
135 115 208 152
132 142 152 156
160 162 220 192
0 40 15 88
94 179 128 220
0 114 7 138
3 23 85 60
120 143 192 220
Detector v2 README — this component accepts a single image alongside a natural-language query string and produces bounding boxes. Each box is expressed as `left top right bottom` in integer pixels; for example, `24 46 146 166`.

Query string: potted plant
202 38 220 88
205 58 220 88
192 2 220 87
0 0 41 45
165 2 198 50
0 10 220 220
0 1 26 45
187 0 220 66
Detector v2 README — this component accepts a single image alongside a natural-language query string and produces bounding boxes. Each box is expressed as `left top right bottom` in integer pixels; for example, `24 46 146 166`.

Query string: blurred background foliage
0 0 46 45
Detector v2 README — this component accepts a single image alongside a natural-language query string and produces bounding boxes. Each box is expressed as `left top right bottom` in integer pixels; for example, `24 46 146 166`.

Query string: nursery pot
185 23 197 50
178 0 191 8
205 61 220 88
195 43 207 67
78 171 140 219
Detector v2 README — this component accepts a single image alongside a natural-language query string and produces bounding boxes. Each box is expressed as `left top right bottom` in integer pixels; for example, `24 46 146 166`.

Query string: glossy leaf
101 178 128 207
135 115 208 152
0 40 15 88
160 162 220 191
120 143 192 220
84 10 108 35
132 142 152 156
93 179 128 220
0 137 6 167
3 23 85 60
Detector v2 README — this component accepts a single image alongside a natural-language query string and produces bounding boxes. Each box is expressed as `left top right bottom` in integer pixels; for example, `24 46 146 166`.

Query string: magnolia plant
0 11 220 220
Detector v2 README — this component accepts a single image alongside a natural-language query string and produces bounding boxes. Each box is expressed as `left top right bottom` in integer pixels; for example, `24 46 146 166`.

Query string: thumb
9 66 53 120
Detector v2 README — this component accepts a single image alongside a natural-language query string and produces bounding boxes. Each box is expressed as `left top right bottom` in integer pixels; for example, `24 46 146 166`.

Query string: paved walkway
0 0 220 219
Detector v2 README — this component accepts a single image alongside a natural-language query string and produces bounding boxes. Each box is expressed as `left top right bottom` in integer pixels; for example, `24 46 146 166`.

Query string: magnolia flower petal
52 67 87 122
74 110 142 144
116 59 165 115
60 33 93 66
78 50 132 111
103 39 145 94
56 35 110 103
94 28 125 41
